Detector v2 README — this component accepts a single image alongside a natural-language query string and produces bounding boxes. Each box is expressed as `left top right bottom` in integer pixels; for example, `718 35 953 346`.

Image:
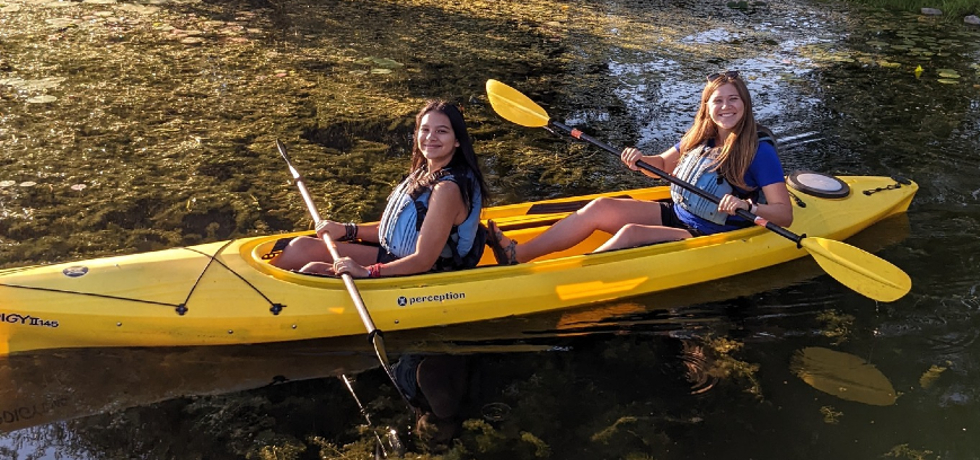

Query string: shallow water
2 0 980 458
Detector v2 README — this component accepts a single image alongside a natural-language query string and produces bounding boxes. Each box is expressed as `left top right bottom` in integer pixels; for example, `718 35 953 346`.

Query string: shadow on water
0 339 379 435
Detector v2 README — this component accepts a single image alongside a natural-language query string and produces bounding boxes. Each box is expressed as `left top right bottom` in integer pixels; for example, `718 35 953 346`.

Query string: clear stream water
2 0 980 458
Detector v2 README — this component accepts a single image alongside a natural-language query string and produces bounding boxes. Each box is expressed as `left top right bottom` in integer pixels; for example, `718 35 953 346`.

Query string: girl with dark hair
272 100 490 277
489 72 793 264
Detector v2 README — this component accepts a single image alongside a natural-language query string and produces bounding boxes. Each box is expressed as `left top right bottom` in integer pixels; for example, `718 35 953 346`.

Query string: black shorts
376 245 400 264
658 202 703 237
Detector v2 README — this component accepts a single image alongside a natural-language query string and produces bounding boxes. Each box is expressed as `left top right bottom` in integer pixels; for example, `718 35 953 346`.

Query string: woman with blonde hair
489 71 793 264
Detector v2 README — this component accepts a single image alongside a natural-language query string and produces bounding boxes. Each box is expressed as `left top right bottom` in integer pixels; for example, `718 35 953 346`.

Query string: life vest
669 131 777 225
378 166 486 271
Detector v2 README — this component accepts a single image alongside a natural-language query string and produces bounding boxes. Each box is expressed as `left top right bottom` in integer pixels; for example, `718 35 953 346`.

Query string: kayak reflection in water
271 100 490 278
488 71 793 264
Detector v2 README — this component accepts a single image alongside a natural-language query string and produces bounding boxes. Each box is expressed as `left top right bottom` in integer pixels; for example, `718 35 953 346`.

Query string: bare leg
595 223 694 252
270 236 380 271
494 197 666 263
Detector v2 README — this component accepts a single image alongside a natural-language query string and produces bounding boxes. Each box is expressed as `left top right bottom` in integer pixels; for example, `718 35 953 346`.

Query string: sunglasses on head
707 70 740 81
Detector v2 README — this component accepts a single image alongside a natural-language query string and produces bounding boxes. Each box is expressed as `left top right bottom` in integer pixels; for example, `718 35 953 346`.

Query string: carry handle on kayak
484 79 911 302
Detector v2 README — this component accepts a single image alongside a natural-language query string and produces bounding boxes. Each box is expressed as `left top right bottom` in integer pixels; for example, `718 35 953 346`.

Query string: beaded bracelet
340 222 358 242
366 263 384 278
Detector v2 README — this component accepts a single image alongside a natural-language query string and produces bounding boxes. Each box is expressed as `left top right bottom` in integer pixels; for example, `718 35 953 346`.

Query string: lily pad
119 4 161 15
358 56 404 69
790 347 897 406
0 77 67 91
39 1 74 8
877 60 901 69
937 69 960 78
370 68 392 75
19 181 37 187
0 180 15 187
937 79 958 85
44 17 79 29
27 95 58 104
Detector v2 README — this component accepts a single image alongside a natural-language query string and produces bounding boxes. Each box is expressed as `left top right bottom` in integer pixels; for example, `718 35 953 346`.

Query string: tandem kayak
0 173 917 355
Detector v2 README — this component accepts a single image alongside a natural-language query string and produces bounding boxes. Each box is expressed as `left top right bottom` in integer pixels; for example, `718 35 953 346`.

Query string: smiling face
416 110 459 169
706 82 745 137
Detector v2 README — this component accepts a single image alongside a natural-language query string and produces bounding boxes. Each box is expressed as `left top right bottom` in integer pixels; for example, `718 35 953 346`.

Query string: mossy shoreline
838 0 977 19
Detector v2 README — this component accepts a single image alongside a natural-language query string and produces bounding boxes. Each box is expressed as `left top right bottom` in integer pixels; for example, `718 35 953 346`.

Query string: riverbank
839 0 978 19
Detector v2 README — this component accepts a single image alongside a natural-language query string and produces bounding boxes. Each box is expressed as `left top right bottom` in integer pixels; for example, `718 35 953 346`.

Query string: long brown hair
409 100 490 205
678 75 759 190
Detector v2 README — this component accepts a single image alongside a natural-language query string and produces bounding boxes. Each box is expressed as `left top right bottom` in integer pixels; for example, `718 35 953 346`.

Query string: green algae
1 0 978 459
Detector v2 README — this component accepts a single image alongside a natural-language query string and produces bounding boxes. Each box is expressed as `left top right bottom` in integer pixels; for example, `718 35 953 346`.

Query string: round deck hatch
787 170 850 198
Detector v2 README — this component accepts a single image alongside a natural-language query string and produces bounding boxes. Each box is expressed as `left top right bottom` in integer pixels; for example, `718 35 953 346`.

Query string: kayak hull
0 175 917 354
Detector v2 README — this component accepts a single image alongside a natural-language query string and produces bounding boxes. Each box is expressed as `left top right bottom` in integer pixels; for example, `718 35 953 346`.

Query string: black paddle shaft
550 121 805 247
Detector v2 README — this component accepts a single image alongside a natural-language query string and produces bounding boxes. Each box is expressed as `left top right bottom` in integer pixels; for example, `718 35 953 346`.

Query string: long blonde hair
677 75 759 190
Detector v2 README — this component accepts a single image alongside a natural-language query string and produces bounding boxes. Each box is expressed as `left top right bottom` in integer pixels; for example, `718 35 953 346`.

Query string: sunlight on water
2 0 980 458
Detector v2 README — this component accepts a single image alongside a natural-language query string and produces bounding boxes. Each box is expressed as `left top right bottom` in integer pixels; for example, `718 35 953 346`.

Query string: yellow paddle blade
485 79 550 128
801 237 911 302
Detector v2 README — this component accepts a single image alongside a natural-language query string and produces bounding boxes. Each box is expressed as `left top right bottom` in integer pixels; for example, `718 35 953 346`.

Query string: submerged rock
920 8 942 16
966 15 980 25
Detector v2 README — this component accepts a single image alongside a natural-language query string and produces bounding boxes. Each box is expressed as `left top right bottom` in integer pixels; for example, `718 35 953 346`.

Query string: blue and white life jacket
378 167 485 271
669 132 776 225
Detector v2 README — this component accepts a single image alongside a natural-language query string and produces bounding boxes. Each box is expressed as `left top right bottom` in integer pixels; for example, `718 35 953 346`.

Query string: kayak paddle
275 139 413 405
484 79 912 302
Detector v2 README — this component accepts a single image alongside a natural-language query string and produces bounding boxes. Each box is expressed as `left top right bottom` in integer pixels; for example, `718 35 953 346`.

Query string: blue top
674 141 784 234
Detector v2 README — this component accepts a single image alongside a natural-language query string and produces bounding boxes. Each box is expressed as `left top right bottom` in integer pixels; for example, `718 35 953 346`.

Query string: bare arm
717 182 794 228
316 221 380 244
621 146 682 179
754 182 794 228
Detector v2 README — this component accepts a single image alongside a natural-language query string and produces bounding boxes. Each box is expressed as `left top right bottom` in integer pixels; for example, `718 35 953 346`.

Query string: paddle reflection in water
790 347 897 407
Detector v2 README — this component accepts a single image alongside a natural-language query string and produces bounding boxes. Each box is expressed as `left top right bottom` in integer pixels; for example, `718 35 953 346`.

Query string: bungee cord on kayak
1 242 287 316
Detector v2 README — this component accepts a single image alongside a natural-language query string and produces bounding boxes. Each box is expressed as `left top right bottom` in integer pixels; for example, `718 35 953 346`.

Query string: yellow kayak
0 174 917 355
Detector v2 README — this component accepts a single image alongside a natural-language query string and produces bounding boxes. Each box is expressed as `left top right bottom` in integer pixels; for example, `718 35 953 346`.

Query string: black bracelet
343 222 358 241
